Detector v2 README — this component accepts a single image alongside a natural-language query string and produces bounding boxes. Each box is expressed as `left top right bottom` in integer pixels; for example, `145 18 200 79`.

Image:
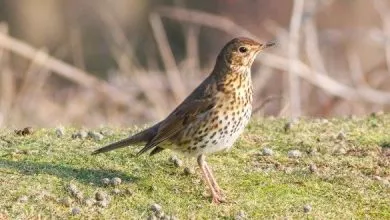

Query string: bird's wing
137 97 216 155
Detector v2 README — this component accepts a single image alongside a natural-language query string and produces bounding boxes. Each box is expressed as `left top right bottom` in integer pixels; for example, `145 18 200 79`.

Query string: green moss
1 115 390 219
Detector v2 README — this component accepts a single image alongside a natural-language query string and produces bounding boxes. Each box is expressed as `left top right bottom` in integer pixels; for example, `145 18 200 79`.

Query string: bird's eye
238 46 248 53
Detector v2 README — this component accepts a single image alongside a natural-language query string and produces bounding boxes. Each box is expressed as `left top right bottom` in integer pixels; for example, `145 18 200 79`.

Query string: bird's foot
212 195 226 204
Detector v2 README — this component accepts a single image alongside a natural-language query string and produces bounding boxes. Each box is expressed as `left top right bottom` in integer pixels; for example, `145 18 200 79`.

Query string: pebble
112 189 121 195
320 119 329 124
72 131 88 139
101 178 110 186
284 122 292 132
169 155 179 162
235 210 247 220
74 191 84 201
110 177 122 186
309 164 318 173
67 184 79 196
288 150 302 158
61 197 72 207
124 188 133 196
303 204 312 213
55 127 65 137
334 147 347 155
84 198 96 207
373 176 382 181
147 215 158 220
95 191 108 201
170 155 183 167
71 207 81 215
173 158 183 167
88 131 104 141
262 147 274 156
155 211 165 218
336 131 346 140
184 167 195 175
150 203 162 213
18 195 28 203
97 200 109 208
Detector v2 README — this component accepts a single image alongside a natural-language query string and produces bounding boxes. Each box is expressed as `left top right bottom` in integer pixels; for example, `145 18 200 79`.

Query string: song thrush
93 37 275 203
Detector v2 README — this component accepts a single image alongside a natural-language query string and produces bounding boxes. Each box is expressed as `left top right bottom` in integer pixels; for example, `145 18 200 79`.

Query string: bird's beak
263 41 276 49
255 41 276 52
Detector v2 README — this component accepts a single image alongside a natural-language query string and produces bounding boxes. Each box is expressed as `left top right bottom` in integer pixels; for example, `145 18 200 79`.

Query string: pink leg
197 154 224 204
204 163 222 195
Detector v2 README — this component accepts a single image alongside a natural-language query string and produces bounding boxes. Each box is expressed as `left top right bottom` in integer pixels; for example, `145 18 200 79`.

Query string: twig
259 53 390 104
373 0 390 74
149 12 186 102
0 32 130 106
156 6 260 40
287 0 305 117
252 95 284 114
156 6 390 105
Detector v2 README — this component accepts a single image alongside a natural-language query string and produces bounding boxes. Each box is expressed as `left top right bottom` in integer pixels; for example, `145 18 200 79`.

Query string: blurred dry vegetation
1 0 390 127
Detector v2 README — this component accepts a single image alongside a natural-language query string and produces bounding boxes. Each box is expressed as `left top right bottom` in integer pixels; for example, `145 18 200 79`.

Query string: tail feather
92 125 158 155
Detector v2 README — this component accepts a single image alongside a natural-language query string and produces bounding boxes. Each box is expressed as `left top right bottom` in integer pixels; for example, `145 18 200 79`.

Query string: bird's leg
203 162 222 195
197 154 224 204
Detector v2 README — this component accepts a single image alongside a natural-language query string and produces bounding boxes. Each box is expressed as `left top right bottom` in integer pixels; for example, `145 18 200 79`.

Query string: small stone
235 210 247 220
288 150 302 158
79 130 88 139
262 147 274 156
124 188 133 196
284 167 294 174
169 215 179 220
169 155 179 162
55 127 65 137
84 198 96 207
101 178 110 186
373 175 382 181
72 131 87 139
18 195 28 203
320 119 329 124
112 189 121 195
184 167 195 175
110 177 122 186
97 200 109 208
284 122 292 132
150 203 162 213
61 197 72 207
309 164 318 173
71 207 81 215
334 147 346 155
155 211 165 218
303 204 312 213
95 191 108 201
88 131 104 141
234 210 247 220
147 215 158 220
336 131 346 140
173 158 183 167
74 191 84 201
67 184 78 195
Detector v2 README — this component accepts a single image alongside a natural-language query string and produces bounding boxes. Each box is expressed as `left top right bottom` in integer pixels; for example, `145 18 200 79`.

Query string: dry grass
1 1 390 127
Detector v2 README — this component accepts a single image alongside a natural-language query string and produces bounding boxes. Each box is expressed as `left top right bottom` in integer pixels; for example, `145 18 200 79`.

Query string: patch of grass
1 115 390 219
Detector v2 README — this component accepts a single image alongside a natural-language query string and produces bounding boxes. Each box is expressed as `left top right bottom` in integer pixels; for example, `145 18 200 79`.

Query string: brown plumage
93 37 275 203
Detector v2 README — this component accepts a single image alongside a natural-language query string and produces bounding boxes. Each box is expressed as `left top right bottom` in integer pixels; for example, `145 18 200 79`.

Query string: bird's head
217 37 275 70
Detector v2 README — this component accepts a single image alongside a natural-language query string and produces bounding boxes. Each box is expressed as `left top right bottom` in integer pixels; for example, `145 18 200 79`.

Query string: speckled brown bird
93 37 275 203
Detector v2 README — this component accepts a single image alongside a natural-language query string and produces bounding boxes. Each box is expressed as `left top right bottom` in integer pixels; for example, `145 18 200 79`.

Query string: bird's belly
174 103 252 157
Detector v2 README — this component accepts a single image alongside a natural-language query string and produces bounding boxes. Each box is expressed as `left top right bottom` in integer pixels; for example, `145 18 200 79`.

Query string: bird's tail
92 125 158 155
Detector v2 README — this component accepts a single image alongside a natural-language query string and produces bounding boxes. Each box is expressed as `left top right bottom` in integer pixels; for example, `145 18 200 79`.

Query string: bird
93 37 275 204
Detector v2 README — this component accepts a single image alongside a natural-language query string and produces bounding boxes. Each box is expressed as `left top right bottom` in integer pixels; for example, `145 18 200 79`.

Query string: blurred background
0 0 390 127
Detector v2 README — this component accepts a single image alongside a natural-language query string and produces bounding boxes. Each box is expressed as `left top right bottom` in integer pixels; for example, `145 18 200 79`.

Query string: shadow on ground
0 159 137 185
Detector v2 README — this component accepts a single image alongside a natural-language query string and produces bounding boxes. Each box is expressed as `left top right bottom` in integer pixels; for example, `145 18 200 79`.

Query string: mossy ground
1 115 390 219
